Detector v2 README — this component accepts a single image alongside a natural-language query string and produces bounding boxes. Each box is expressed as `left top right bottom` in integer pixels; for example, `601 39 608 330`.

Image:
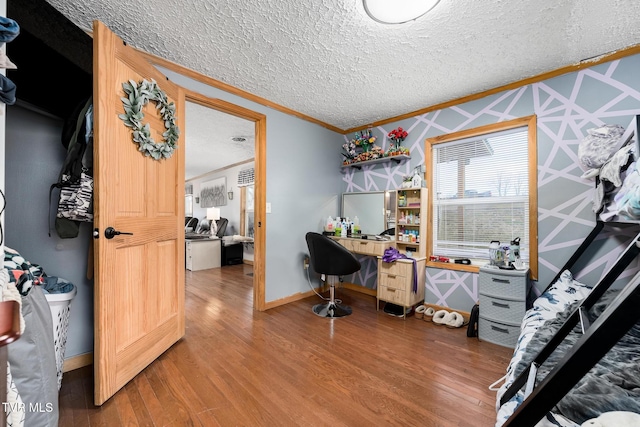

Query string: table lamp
207 207 220 237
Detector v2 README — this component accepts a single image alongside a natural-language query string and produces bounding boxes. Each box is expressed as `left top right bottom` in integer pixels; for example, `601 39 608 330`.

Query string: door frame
185 90 266 310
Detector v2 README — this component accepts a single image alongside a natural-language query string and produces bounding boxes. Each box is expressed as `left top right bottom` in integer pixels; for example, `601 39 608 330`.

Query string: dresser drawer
379 272 409 290
478 316 520 348
378 285 406 305
479 294 525 325
378 260 412 278
479 267 528 300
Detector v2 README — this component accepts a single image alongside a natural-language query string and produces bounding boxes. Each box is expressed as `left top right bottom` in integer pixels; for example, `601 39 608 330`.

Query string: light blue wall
13 53 640 357
342 54 640 312
5 105 94 358
159 67 345 302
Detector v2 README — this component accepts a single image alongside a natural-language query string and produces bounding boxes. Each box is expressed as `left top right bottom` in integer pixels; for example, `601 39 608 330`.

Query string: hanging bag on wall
48 97 94 238
55 171 93 222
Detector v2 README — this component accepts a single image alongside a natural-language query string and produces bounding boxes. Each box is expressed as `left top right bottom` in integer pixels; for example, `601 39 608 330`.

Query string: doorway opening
184 91 266 310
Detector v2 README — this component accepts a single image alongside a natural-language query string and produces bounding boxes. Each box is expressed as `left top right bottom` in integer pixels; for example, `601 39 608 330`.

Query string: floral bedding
494 270 592 427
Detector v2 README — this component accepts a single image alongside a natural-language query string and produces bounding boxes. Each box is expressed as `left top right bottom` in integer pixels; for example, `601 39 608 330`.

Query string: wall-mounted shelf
342 154 410 170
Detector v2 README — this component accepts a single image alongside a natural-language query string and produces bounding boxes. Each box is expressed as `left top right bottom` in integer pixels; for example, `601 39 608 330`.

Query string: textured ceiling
44 0 640 132
184 102 254 180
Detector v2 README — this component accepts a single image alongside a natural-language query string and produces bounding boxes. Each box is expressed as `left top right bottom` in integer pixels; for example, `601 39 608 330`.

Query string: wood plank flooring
59 264 513 426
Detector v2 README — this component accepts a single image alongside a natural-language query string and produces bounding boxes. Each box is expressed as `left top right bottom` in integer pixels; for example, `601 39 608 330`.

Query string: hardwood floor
59 264 513 426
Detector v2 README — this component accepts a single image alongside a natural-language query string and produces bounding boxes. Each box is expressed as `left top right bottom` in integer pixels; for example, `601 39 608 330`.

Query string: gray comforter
512 289 640 424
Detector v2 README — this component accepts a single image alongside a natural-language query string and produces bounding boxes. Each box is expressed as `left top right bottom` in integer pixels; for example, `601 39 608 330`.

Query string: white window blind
237 168 255 187
432 127 529 260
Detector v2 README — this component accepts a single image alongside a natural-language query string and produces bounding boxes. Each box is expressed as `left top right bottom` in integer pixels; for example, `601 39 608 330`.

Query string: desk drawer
335 238 354 252
379 272 408 291
378 260 411 278
351 240 386 256
378 285 406 305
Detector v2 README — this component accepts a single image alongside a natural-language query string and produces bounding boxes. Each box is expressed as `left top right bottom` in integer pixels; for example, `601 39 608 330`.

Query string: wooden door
92 20 185 405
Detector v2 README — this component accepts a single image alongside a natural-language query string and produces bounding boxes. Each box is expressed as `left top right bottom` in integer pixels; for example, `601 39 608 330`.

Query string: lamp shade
363 0 440 24
206 207 221 221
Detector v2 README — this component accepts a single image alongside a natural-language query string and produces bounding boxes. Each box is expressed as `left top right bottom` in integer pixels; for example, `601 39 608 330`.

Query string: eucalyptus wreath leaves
118 79 180 160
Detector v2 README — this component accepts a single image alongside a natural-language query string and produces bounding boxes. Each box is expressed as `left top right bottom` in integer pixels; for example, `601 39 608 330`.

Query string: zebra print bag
56 171 93 222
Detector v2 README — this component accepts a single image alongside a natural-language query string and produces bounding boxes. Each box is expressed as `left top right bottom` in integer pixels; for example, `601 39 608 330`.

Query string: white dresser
185 238 221 271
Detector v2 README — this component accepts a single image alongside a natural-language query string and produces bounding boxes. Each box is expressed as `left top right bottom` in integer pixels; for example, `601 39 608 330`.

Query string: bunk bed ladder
544 220 604 294
503 267 640 427
501 230 640 426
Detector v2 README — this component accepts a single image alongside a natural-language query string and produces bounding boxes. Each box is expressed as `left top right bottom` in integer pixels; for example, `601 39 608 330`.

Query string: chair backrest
216 218 228 238
305 232 361 276
185 217 199 231
379 227 395 236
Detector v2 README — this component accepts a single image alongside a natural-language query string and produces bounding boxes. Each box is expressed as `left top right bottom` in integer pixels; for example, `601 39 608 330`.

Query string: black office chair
379 227 395 236
185 217 199 231
216 218 228 238
305 232 361 318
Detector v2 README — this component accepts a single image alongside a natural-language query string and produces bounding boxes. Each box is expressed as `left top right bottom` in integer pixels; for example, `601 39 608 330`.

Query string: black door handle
105 227 133 239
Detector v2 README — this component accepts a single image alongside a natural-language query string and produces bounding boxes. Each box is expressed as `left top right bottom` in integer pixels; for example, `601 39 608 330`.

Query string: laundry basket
43 284 77 390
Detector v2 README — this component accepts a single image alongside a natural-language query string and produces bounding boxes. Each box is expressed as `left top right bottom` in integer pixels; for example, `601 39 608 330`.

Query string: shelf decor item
388 126 408 148
342 140 357 163
342 128 384 165
351 128 377 153
386 126 410 157
341 128 412 168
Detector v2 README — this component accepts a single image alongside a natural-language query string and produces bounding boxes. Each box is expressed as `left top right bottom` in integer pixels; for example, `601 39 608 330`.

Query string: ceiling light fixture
363 0 440 24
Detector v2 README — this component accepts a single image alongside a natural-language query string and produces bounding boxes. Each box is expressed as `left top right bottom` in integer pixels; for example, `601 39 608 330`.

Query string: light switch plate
266 202 271 213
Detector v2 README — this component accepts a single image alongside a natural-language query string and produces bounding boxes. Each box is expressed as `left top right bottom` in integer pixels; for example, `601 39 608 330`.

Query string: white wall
187 162 253 236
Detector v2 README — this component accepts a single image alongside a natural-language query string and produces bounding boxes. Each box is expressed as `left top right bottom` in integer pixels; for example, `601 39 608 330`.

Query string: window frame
425 115 538 280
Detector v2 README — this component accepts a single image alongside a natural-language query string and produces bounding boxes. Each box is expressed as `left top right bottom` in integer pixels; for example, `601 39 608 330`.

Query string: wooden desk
185 238 221 271
330 236 392 257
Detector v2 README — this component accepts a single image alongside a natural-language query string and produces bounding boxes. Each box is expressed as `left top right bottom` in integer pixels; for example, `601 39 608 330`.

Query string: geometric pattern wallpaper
342 54 640 311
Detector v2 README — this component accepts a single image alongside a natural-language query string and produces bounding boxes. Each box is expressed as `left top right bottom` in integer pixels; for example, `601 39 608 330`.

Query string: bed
494 118 640 427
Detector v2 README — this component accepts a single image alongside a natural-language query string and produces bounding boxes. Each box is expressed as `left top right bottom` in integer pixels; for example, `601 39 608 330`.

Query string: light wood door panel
93 20 185 405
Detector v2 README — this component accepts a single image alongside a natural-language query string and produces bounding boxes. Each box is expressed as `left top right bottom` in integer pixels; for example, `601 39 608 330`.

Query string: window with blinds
430 121 535 264
237 168 255 187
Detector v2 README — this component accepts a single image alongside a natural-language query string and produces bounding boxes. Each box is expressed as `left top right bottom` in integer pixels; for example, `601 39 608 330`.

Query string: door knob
104 227 133 239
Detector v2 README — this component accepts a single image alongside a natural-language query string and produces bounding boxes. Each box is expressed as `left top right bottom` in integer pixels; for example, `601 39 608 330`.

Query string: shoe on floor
423 306 436 322
444 311 467 328
432 309 449 325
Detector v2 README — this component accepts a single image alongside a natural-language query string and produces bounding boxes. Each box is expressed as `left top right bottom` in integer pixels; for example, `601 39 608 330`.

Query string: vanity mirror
341 191 396 235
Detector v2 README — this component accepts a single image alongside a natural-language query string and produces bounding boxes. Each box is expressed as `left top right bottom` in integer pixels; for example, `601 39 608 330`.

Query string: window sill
426 261 480 273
